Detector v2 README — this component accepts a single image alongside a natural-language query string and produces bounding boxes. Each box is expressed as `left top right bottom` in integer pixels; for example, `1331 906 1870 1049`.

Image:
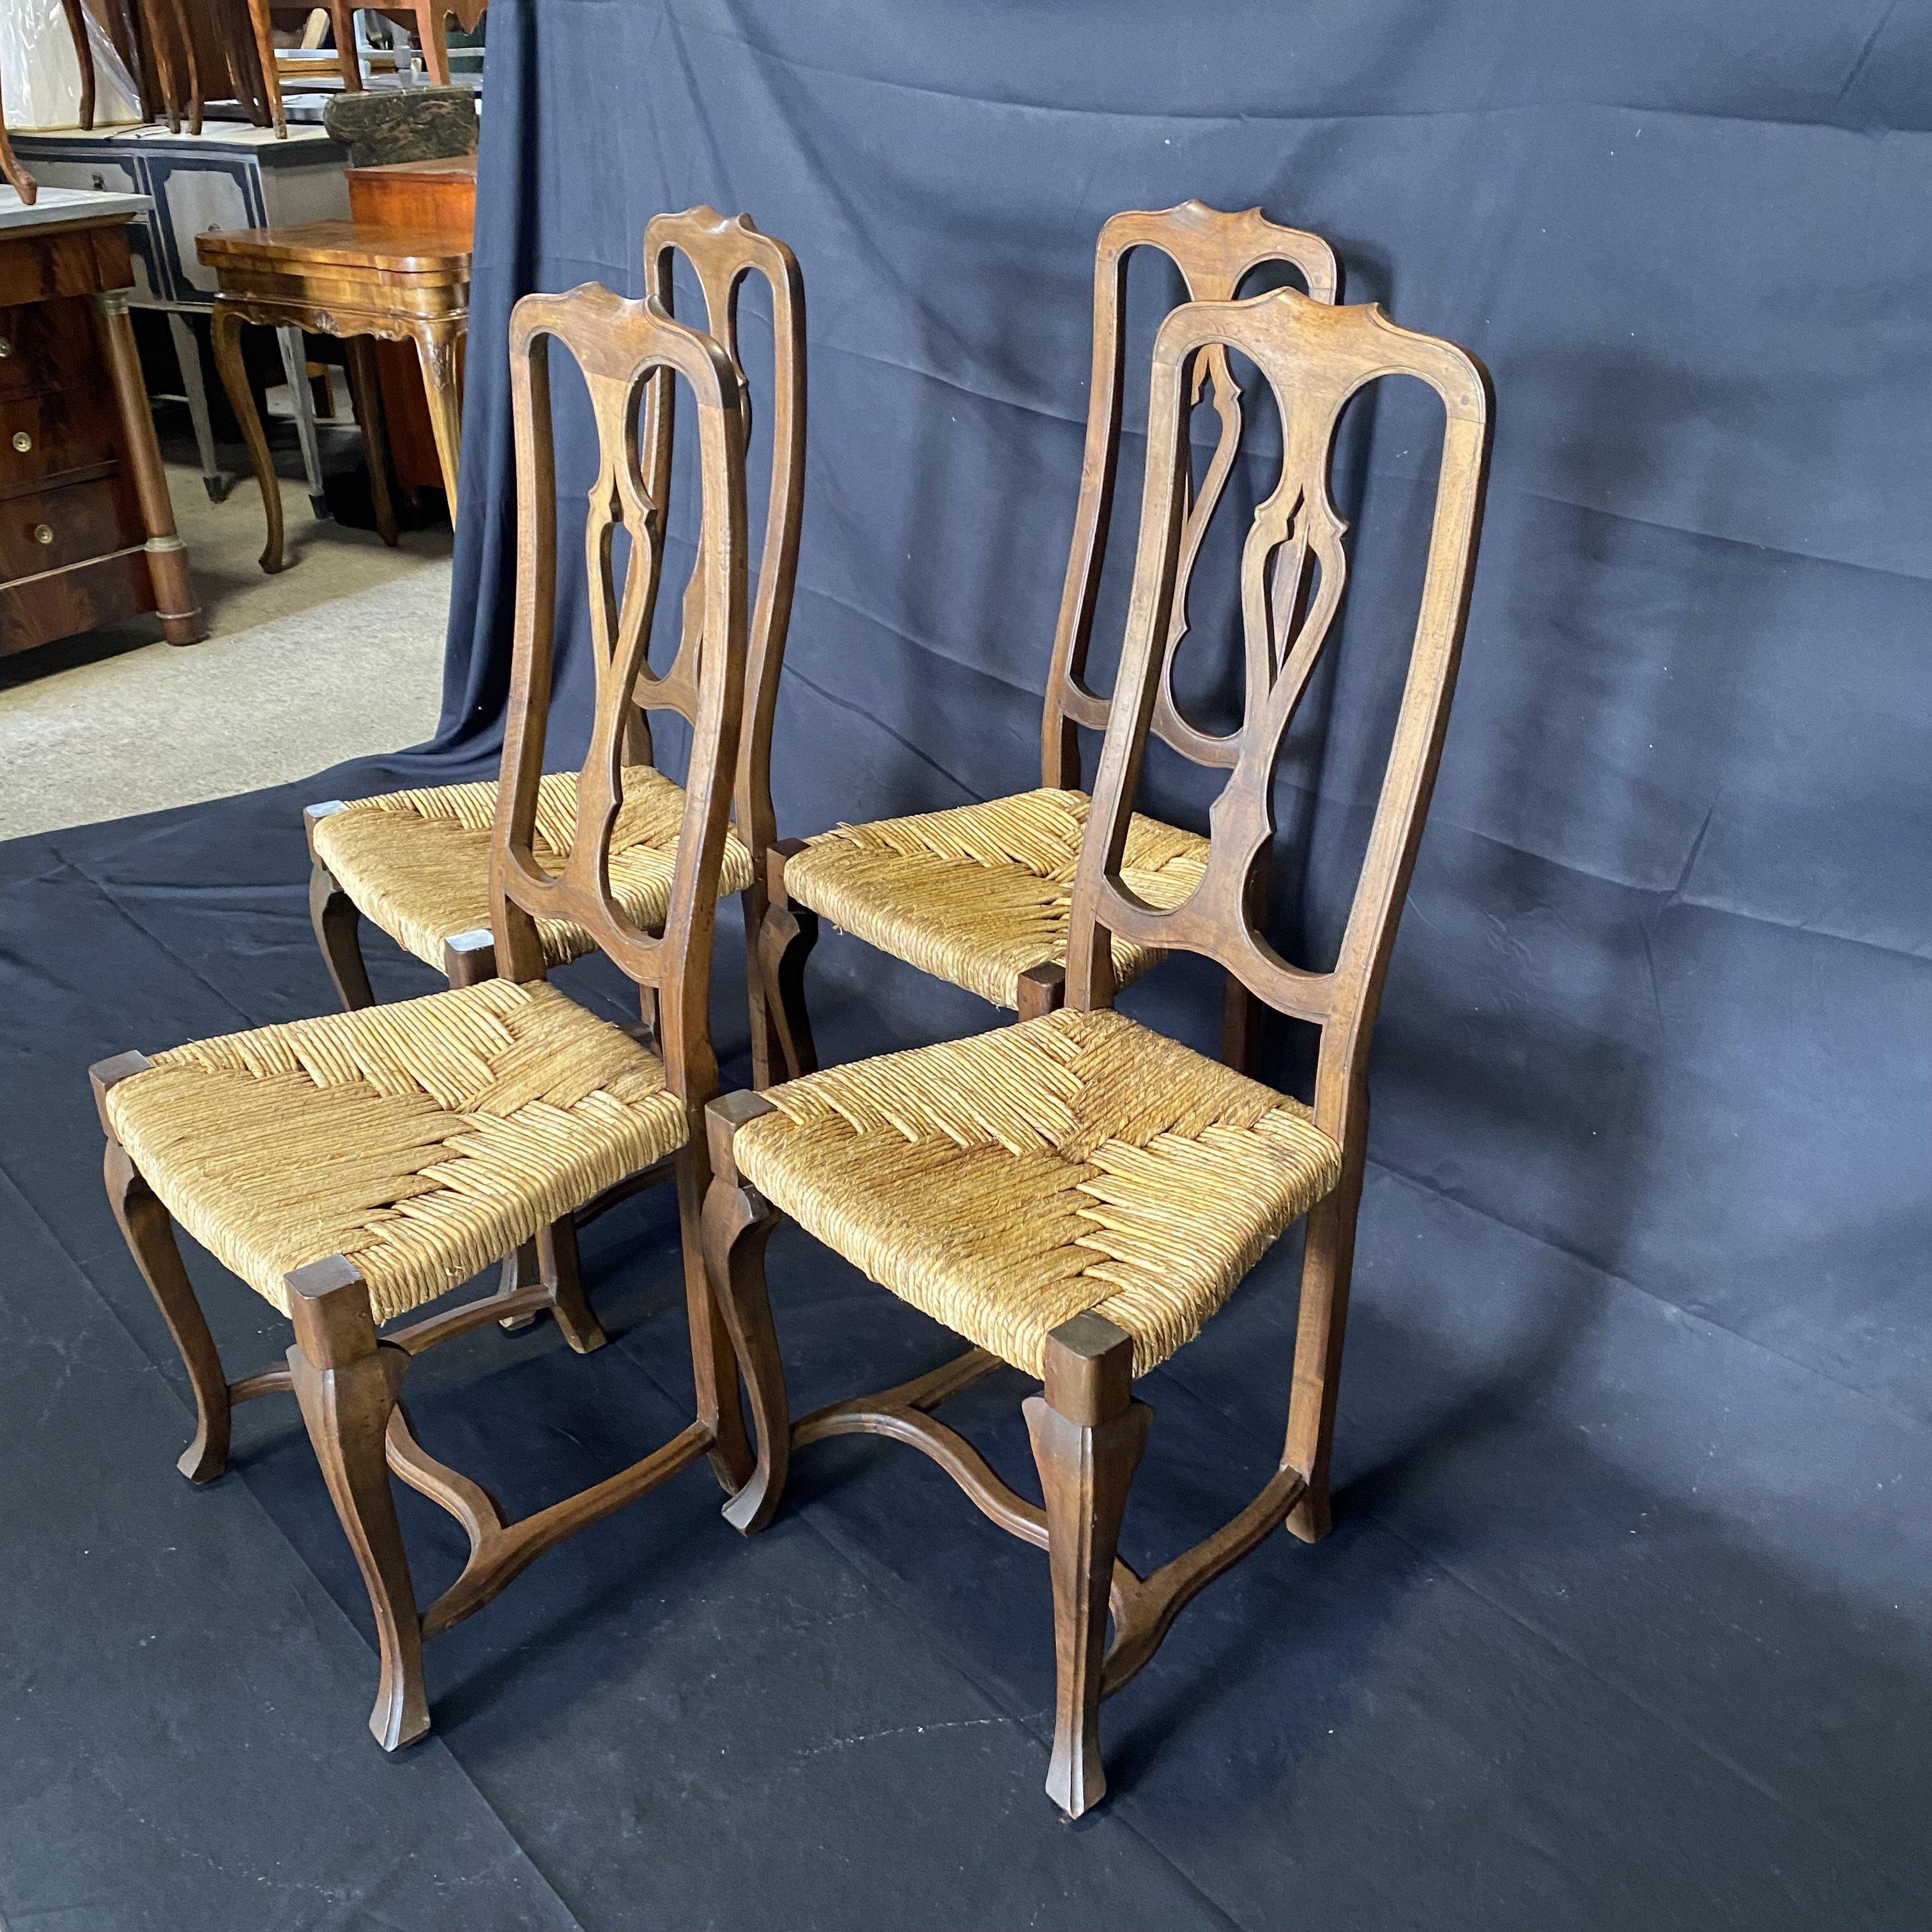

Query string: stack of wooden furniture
71 0 487 143
249 2 487 137
0 190 201 658
86 201 1492 1824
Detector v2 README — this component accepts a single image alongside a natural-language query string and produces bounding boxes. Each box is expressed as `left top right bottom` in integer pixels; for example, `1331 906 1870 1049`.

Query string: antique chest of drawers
0 189 201 657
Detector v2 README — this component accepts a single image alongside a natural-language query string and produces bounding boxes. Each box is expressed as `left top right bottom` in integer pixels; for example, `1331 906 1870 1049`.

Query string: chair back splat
636 208 806 892
491 282 751 1113
1065 288 1493 1151
1042 201 1341 786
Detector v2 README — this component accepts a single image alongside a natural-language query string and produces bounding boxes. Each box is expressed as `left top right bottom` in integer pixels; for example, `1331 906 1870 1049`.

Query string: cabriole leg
211 304 285 574
758 841 819 1081
700 1097 788 1531
537 1213 606 1354
1283 1149 1365 1544
678 1140 755 1498
741 890 782 1091
1022 1312 1151 1820
285 1257 429 1752
495 1236 542 1333
309 858 374 1011
100 1131 231 1483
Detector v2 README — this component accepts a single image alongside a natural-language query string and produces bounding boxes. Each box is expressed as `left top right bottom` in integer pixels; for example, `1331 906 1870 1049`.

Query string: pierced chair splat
90 280 759 1751
760 200 1339 1084
307 208 806 1085
705 284 1492 1818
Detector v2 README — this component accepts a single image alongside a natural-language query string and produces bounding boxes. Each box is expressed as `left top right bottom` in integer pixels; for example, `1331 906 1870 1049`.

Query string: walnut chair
704 284 1492 1816
89 280 758 1749
758 201 1339 1085
306 210 804 1096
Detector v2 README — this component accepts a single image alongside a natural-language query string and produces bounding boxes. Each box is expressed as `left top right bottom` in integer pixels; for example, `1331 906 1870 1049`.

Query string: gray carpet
0 526 448 840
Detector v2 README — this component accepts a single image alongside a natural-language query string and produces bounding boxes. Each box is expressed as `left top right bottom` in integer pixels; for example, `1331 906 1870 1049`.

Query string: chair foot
1285 1482 1331 1544
286 1257 431 1752
1023 1313 1151 1821
97 1117 232 1485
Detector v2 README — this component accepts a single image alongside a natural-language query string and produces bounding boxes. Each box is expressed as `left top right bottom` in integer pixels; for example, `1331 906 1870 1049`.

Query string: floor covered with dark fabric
8 2 1931 1924
3 758 1926 1931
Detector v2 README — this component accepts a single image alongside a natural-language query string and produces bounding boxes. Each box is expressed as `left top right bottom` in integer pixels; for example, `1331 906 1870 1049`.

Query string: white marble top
33 120 340 151
0 185 152 231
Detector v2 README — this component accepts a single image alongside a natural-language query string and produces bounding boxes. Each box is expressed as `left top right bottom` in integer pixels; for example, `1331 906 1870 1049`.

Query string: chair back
1043 202 1341 786
490 283 750 1107
1065 288 1492 1151
635 208 806 876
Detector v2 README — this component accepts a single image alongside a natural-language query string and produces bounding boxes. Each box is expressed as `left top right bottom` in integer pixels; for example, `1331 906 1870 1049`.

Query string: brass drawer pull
33 523 54 545
12 431 31 454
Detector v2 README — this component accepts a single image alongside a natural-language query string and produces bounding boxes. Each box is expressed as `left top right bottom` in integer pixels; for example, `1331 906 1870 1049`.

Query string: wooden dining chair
89 280 758 1750
759 201 1338 1084
703 284 1492 1817
306 209 804 1087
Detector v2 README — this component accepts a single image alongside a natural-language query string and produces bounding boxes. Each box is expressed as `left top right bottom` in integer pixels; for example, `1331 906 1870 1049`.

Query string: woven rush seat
733 1006 1342 1377
313 766 756 972
782 788 1209 1009
102 978 687 1326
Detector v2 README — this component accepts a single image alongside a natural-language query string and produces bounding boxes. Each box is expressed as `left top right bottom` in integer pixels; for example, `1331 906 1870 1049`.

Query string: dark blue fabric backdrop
447 0 1931 1419
3 6 1928 1926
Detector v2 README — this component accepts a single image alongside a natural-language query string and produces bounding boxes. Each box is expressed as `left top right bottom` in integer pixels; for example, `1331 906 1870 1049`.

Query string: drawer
0 390 119 495
0 476 141 583
0 549 150 658
0 297 103 402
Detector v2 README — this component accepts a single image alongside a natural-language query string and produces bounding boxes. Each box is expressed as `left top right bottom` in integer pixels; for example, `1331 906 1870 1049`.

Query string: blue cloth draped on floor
1 3 1927 1926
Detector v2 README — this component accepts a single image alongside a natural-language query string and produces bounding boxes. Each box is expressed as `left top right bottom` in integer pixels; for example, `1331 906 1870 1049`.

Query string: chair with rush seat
306 208 804 1087
90 280 758 1749
757 201 1338 1083
703 284 1492 1817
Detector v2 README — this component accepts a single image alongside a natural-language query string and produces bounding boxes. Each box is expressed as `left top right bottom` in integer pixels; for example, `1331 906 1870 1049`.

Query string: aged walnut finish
197 219 470 570
91 280 758 1747
306 208 805 1092
707 282 1492 1816
760 201 1338 1085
